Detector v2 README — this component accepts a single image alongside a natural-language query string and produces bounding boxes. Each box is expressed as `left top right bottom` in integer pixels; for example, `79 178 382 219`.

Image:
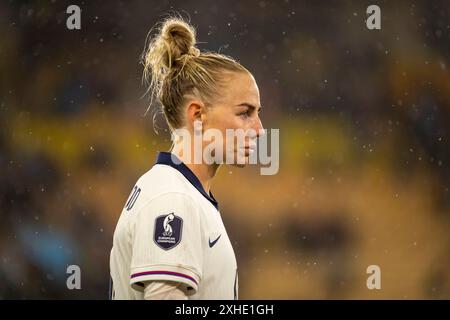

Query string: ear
186 100 206 126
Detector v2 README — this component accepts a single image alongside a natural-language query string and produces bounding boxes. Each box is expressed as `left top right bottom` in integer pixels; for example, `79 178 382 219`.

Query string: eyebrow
236 103 262 112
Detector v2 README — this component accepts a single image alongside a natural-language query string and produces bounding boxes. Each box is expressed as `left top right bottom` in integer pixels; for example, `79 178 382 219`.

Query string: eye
238 110 250 118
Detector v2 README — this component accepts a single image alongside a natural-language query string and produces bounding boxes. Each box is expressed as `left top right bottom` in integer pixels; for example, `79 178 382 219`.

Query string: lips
237 140 257 157
243 145 256 156
246 140 257 150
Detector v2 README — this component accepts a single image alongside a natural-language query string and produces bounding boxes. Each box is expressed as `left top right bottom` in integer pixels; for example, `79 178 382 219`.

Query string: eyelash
238 109 261 118
238 111 250 118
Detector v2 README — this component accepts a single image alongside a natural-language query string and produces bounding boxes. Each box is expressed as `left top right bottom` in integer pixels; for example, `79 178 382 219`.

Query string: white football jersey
109 152 238 300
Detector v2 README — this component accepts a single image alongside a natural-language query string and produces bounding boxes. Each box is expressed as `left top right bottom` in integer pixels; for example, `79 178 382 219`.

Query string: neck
170 143 221 194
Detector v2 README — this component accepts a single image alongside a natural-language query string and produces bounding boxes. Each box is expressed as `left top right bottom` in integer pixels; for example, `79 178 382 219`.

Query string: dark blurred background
0 0 449 299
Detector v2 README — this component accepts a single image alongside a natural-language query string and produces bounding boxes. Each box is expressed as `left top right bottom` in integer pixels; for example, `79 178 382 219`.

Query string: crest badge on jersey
153 213 183 250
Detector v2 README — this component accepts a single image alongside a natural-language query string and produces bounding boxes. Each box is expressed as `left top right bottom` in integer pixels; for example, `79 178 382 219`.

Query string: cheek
208 114 238 131
223 114 246 130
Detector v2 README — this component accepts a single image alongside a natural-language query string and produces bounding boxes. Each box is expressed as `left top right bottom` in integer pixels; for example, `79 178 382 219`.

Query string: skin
170 71 264 194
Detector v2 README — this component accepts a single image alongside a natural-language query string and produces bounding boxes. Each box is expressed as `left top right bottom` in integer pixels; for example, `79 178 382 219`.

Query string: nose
253 116 265 139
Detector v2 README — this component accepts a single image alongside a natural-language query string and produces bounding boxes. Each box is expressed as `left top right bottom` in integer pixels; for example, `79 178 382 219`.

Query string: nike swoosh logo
209 234 221 248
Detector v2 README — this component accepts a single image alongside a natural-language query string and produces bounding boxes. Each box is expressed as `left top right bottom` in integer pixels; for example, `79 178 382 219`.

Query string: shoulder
131 164 201 216
136 164 193 198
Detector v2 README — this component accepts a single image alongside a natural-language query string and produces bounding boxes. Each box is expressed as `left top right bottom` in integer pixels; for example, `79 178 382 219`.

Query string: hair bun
142 17 200 102
160 18 199 66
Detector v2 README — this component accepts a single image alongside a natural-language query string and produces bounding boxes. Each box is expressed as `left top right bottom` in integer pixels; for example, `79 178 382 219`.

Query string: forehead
222 72 260 105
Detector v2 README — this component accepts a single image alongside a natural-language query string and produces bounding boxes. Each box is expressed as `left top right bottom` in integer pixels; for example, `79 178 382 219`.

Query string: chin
231 162 247 168
225 150 251 167
230 155 250 167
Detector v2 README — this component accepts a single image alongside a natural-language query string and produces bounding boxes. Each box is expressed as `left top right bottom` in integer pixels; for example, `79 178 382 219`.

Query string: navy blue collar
155 152 219 210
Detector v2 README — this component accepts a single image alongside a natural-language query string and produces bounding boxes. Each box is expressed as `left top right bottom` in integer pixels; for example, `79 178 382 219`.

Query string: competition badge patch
153 213 183 250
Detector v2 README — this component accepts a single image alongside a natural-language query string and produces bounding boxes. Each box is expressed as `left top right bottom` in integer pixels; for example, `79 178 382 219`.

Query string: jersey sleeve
144 281 188 300
129 192 203 295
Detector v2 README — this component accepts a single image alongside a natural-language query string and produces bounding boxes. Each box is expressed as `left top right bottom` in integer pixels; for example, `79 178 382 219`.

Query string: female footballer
109 17 264 300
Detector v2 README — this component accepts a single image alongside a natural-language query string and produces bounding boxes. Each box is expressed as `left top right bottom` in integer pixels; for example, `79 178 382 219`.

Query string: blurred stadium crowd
0 1 449 299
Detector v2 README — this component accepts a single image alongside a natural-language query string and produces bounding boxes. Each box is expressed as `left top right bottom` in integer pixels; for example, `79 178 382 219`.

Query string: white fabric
110 163 238 300
144 281 188 300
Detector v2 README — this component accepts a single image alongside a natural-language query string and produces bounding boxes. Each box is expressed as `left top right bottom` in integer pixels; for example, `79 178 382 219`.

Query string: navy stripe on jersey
155 152 219 210
131 270 198 284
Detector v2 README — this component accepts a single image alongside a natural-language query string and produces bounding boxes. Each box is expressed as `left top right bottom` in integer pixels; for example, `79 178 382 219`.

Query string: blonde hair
142 16 249 131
